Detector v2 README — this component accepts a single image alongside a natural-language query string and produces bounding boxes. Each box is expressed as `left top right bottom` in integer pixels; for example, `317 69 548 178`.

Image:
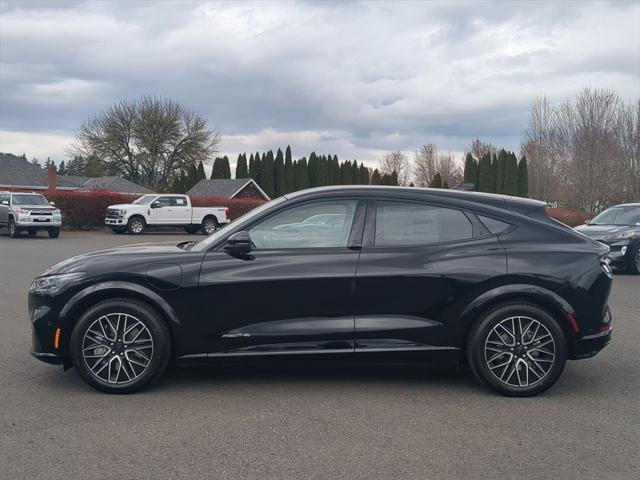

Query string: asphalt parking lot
0 231 638 480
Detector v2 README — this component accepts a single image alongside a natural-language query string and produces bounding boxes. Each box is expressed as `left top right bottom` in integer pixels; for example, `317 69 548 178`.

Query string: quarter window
478 215 511 235
249 200 358 249
374 201 473 246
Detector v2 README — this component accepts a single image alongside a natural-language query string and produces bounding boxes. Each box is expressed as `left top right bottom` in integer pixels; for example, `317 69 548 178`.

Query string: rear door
170 196 191 224
353 197 507 353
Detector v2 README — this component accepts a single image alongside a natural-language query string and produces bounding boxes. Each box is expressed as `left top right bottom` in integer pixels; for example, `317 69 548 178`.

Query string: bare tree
521 96 563 203
618 100 640 203
555 88 625 212
379 150 410 186
69 96 221 191
467 137 497 161
414 143 462 187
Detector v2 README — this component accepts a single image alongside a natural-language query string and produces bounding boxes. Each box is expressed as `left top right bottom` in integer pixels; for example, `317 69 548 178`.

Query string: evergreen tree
477 153 493 193
495 149 508 194
284 146 294 193
359 163 370 185
44 157 56 171
503 152 518 196
294 157 309 191
331 155 340 185
308 152 318 187
430 172 442 188
197 161 206 181
371 169 382 185
58 160 67 176
248 154 256 179
261 150 275 198
236 153 248 178
463 153 477 186
182 163 199 192
517 156 529 198
211 156 231 179
390 170 399 186
274 148 286 197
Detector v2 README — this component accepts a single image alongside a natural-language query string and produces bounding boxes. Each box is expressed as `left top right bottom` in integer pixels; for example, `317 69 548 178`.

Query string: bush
546 208 593 227
4 189 268 230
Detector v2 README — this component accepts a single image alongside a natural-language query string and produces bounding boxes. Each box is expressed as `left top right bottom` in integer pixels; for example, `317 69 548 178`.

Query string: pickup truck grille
106 209 121 219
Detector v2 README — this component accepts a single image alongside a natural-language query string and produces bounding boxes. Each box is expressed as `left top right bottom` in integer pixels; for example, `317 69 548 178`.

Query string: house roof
187 178 270 200
78 176 155 194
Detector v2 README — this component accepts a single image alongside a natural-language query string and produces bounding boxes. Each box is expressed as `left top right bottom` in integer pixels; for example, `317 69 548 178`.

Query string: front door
354 198 507 353
196 198 365 356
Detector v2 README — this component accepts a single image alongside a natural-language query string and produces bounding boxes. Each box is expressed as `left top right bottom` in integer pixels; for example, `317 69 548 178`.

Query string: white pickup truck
105 194 230 235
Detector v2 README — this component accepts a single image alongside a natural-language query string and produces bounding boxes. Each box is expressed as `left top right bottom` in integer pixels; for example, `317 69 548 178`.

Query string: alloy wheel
635 247 640 272
81 313 154 385
484 316 556 388
130 219 144 234
203 219 217 234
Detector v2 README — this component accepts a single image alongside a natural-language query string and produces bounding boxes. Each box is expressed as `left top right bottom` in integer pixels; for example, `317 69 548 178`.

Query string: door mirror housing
49 201 55 206
1 200 8 206
225 231 252 254
151 201 161 209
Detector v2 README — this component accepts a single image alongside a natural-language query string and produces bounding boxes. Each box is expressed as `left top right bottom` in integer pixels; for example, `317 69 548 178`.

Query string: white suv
0 191 62 238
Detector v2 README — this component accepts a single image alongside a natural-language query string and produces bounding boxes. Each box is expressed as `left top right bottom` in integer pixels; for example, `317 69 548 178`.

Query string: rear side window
374 201 473 246
478 215 511 235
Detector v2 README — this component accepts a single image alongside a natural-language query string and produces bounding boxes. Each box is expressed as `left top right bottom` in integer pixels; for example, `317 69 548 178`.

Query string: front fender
59 280 181 328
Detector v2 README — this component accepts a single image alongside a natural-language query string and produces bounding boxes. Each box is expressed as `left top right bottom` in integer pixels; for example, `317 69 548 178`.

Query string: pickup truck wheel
8 218 19 238
201 217 218 235
127 217 146 235
48 227 60 238
28 228 37 236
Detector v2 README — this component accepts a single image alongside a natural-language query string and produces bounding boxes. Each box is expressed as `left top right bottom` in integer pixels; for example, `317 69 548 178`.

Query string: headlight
14 208 30 214
29 272 86 295
120 210 127 216
604 231 637 242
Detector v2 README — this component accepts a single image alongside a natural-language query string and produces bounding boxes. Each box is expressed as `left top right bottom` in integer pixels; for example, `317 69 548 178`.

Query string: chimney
47 166 57 191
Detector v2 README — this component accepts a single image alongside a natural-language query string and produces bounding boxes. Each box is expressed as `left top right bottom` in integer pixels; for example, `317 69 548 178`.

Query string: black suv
29 186 613 396
575 203 640 274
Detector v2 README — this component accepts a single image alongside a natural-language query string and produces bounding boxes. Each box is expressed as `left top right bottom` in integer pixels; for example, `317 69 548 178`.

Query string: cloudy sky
1 0 639 170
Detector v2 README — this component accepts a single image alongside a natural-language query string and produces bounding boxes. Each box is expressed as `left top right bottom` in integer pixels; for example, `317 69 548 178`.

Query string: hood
107 203 137 210
574 224 640 240
15 205 57 211
38 241 191 277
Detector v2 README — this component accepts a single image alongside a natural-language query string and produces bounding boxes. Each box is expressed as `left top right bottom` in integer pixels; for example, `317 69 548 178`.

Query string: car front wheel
8 218 19 238
70 299 171 393
467 303 567 397
127 217 146 235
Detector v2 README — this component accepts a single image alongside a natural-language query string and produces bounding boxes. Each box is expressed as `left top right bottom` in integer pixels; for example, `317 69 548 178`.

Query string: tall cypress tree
517 156 529 198
308 152 318 187
274 148 286 197
503 152 518 196
463 153 476 186
371 169 381 185
196 160 206 181
261 150 275 198
284 146 294 193
295 157 309 191
248 154 256 179
236 153 248 179
477 153 493 193
496 149 508 194
359 163 369 185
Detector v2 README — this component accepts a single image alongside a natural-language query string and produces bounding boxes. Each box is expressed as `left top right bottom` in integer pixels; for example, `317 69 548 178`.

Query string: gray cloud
0 0 638 166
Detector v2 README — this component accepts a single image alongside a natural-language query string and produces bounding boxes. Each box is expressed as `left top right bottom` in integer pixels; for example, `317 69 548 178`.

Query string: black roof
284 185 546 215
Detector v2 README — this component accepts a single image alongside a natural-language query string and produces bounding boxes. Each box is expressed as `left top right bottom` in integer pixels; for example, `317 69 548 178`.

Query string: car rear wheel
201 217 218 235
127 217 146 235
8 218 19 238
629 245 640 275
467 303 567 397
70 299 171 394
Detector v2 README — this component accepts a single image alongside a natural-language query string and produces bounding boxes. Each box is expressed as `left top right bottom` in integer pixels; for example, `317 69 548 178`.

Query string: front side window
155 196 174 207
249 200 358 249
590 207 640 226
133 195 156 205
374 201 473 246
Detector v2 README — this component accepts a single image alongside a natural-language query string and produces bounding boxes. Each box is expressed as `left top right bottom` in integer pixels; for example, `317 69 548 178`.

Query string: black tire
628 244 640 275
201 216 218 235
8 217 19 238
48 227 60 238
466 302 567 397
70 298 171 394
127 216 146 235
28 228 37 237
184 225 199 235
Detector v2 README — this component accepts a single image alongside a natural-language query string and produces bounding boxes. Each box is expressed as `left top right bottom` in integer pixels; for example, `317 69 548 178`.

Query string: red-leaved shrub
546 208 593 227
5 189 268 230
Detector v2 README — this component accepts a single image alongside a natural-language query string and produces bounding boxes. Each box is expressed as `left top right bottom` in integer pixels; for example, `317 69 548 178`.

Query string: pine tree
284 146 294 193
503 152 518 196
261 150 275 198
517 156 529 198
463 153 476 186
371 169 382 185
248 154 256 179
359 163 369 185
58 160 67 176
44 157 56 171
430 173 442 188
274 149 286 197
294 157 309 191
211 157 231 179
236 153 248 178
197 161 206 181
495 149 508 194
331 155 340 185
308 152 318 187
477 153 493 193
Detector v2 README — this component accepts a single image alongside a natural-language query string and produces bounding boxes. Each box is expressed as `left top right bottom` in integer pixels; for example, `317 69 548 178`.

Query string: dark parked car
29 186 613 396
574 203 640 274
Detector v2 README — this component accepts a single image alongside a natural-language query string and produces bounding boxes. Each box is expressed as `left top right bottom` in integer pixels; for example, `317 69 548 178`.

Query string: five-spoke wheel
467 303 567 396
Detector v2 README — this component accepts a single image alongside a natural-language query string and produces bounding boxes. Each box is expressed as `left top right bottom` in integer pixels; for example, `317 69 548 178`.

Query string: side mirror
224 231 252 254
151 201 161 209
49 201 55 206
1 200 8 206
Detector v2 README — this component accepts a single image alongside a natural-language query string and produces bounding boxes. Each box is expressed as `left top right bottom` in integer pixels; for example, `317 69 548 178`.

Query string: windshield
590 206 640 226
133 195 157 205
191 197 285 251
12 194 49 206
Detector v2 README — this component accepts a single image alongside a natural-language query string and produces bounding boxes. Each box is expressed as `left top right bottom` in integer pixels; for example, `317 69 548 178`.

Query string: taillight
225 208 230 221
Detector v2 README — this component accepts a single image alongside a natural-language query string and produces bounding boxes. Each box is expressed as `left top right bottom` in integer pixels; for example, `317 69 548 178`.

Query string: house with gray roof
187 178 270 200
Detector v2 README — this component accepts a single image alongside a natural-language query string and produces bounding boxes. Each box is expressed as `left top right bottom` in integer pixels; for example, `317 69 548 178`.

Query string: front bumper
29 294 67 367
597 240 634 265
15 218 61 227
105 217 127 226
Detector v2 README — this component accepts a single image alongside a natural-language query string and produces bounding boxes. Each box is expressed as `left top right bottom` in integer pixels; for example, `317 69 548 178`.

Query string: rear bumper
571 328 612 359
